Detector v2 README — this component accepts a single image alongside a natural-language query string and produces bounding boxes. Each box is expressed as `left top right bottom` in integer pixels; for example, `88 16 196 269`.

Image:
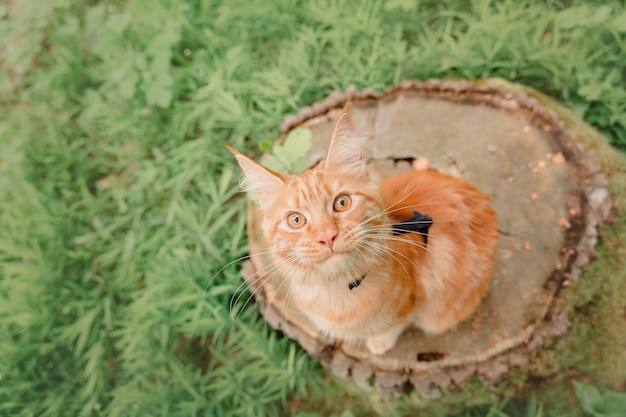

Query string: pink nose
316 229 337 251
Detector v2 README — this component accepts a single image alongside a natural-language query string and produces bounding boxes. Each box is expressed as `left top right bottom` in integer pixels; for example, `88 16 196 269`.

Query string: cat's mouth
298 243 360 269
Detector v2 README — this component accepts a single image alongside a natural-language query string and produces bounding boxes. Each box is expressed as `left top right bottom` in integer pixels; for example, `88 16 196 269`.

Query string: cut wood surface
240 79 614 395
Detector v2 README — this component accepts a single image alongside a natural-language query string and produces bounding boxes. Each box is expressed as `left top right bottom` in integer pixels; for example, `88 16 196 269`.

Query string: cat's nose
316 229 338 251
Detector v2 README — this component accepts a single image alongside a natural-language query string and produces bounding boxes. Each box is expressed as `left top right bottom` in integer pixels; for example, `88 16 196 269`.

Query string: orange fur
228 108 499 355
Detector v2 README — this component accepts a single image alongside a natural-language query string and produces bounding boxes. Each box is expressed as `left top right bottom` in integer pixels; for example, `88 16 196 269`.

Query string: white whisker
205 246 291 292
357 238 420 276
359 227 434 255
229 253 296 324
357 172 431 228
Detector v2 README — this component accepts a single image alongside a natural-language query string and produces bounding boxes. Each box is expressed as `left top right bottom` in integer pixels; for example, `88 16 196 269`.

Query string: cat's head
228 108 388 279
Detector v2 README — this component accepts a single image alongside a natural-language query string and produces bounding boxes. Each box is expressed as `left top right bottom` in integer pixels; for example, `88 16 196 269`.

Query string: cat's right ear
226 145 285 209
325 105 367 180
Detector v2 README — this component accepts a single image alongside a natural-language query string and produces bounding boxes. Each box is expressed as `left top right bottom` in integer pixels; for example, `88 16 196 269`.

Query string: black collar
348 275 365 290
347 210 433 291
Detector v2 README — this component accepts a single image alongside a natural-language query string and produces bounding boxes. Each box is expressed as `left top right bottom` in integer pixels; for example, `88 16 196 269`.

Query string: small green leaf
595 391 626 417
271 144 289 167
266 128 312 173
262 154 288 173
575 387 626 417
290 159 309 174
281 128 312 164
574 381 602 416
259 139 273 153
600 391 626 417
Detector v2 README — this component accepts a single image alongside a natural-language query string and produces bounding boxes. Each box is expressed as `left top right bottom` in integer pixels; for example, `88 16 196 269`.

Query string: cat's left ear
325 105 367 179
226 145 285 209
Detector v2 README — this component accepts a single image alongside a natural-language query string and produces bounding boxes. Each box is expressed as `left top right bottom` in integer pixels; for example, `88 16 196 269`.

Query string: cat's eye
333 194 352 212
286 212 307 229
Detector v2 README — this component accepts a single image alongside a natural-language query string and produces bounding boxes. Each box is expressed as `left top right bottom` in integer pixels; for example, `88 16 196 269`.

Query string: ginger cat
228 108 498 355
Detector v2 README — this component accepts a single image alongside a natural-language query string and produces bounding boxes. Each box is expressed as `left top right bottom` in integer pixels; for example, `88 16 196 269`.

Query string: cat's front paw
366 334 399 355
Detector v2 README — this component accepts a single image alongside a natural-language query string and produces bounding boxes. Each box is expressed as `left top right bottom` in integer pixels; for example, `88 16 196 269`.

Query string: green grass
1 0 625 416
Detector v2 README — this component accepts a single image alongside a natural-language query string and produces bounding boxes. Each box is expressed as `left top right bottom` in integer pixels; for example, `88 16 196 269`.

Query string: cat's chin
315 251 357 272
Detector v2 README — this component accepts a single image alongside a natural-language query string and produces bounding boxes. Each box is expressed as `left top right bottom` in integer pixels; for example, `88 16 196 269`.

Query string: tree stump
239 79 615 395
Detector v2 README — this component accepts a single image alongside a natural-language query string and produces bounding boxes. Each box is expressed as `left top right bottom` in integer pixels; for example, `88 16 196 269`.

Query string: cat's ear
226 145 285 209
325 104 366 179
